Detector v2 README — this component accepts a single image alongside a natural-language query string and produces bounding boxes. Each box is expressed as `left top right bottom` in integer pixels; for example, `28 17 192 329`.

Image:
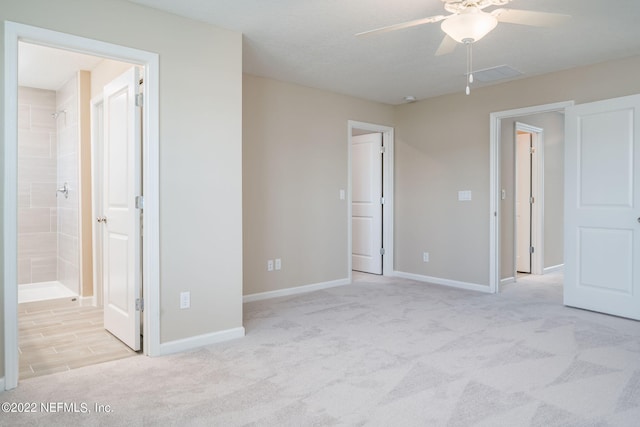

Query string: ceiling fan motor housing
441 6 499 43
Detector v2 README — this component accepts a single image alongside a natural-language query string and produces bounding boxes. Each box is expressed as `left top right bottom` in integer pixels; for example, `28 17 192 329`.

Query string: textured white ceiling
75 1 640 104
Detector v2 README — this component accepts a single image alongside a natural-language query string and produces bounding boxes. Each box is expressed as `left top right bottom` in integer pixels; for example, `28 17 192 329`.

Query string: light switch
458 190 472 201
339 189 345 200
180 291 190 309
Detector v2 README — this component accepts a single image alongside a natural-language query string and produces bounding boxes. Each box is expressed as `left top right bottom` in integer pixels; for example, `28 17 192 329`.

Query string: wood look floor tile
19 301 137 380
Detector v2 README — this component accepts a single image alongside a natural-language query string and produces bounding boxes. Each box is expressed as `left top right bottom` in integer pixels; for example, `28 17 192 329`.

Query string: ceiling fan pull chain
468 42 474 84
465 40 473 95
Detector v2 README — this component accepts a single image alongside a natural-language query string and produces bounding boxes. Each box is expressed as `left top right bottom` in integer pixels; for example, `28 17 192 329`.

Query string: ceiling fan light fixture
440 7 498 43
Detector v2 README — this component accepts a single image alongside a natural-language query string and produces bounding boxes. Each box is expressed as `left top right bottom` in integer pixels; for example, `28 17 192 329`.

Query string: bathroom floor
18 298 138 380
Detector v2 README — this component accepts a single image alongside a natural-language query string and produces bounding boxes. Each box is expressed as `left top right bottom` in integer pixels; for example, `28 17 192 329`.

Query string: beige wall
500 112 565 279
78 70 93 297
90 59 134 100
2 0 243 379
394 55 640 287
242 74 394 295
243 56 640 297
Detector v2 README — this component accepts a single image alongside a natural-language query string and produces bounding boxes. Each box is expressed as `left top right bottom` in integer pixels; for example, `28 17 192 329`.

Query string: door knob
96 216 107 223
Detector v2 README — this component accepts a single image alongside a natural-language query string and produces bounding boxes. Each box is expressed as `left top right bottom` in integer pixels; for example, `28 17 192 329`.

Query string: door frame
347 121 394 280
489 101 573 293
3 22 161 390
514 122 544 277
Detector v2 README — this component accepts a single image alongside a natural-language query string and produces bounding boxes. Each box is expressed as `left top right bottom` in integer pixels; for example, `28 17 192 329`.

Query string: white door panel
564 94 640 320
516 133 532 273
352 133 383 274
102 67 141 350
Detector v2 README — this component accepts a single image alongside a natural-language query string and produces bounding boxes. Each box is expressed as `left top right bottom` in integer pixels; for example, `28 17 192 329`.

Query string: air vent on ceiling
472 65 523 83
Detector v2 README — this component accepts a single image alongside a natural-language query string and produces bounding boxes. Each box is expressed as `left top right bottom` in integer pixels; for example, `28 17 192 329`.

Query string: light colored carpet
2 272 639 426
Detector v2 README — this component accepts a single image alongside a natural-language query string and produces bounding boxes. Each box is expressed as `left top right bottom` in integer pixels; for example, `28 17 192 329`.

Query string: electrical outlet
423 252 429 263
275 258 282 270
267 260 274 271
180 291 190 309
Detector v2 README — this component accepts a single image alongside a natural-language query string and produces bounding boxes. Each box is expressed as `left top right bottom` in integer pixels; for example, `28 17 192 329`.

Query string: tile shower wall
56 75 81 295
17 87 58 284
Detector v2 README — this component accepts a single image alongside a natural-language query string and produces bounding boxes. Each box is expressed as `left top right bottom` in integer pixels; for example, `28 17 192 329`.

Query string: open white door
352 133 383 274
101 67 142 350
564 94 640 320
516 132 532 273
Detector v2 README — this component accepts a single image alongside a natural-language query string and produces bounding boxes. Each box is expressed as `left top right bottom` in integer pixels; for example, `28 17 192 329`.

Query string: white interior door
102 67 141 349
352 133 383 274
516 132 532 273
564 94 640 320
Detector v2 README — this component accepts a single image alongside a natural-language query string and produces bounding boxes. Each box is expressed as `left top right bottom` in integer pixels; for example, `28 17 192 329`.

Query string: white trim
347 121 395 280
4 21 20 392
393 271 492 293
4 22 161 390
489 101 574 294
79 296 97 307
243 278 350 303
501 277 516 285
0 377 5 391
544 264 564 274
159 327 246 356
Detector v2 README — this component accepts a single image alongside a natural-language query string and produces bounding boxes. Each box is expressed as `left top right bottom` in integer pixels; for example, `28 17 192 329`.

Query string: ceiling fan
356 0 570 94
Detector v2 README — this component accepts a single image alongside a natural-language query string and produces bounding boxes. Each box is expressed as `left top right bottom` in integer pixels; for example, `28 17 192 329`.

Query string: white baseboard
159 326 245 356
80 295 96 307
544 264 564 274
243 278 350 303
393 271 492 293
501 276 516 285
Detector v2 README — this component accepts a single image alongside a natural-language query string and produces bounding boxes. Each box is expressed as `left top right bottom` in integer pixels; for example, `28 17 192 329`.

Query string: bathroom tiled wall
17 87 58 284
56 75 81 295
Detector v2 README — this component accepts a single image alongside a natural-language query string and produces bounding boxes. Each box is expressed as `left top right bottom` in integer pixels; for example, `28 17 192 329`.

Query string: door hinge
380 197 385 205
136 298 144 312
380 248 385 255
529 196 535 204
529 246 535 254
380 146 386 154
135 93 144 107
135 195 144 210
530 147 536 154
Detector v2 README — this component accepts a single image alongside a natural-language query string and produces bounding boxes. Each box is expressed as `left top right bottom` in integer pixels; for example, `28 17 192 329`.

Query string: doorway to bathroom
16 41 142 379
5 22 161 391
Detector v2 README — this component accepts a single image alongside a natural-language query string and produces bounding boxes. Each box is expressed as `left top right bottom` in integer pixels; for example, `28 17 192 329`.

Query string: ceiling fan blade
492 8 570 27
356 15 448 37
435 35 457 56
